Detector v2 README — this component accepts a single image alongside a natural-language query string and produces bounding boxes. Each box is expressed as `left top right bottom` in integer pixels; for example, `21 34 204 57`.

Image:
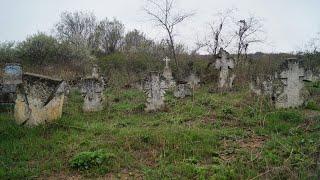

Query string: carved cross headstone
144 72 167 112
14 73 66 126
81 77 105 112
275 59 306 108
215 48 235 90
162 57 176 88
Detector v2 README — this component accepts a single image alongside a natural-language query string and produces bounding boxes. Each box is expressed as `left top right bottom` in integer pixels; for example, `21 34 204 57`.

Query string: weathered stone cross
163 57 170 68
144 72 167 111
215 48 235 89
276 59 305 108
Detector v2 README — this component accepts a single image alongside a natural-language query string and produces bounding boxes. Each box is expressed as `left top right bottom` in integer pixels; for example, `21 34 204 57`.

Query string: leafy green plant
221 106 234 119
305 100 320 111
69 150 115 170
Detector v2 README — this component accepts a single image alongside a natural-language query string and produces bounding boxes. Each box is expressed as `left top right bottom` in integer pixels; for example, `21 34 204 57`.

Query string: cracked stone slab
14 73 66 126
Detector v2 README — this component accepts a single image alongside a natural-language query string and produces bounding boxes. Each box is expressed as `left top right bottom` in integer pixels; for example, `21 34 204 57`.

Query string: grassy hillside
0 85 319 179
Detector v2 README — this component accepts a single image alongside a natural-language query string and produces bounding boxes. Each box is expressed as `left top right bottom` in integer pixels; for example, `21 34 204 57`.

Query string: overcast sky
0 0 319 53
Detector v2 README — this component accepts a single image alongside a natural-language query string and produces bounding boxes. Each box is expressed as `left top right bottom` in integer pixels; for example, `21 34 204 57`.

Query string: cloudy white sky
0 0 319 53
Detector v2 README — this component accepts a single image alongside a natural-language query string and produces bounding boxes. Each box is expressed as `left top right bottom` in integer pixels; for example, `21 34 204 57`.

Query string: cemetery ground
1 85 320 179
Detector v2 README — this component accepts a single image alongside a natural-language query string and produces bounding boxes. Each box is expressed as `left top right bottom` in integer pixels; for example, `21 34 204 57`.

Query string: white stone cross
163 57 171 67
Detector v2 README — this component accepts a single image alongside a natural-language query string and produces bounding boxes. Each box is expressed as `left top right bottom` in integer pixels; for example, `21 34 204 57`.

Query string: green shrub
69 150 115 170
221 106 234 119
305 100 320 110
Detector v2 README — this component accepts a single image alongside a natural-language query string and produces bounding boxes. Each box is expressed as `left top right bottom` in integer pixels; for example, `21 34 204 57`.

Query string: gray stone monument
162 57 176 88
81 67 105 112
14 73 66 126
215 48 235 90
250 75 274 97
174 82 192 98
143 72 167 112
275 58 306 108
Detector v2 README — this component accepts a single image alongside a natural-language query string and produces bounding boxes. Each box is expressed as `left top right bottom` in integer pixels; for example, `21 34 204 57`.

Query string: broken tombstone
215 48 235 91
81 77 105 112
143 71 167 112
162 57 176 88
174 82 192 98
250 75 274 97
274 58 308 108
14 73 66 126
304 69 319 82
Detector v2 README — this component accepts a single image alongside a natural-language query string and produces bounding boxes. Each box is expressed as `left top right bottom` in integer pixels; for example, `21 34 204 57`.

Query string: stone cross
163 57 170 68
14 73 66 126
144 72 167 112
162 57 176 88
275 59 305 108
215 48 235 90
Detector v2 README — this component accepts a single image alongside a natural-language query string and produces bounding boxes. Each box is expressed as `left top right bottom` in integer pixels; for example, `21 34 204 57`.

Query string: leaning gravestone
14 73 66 126
215 48 235 91
80 67 105 112
162 57 176 88
275 58 307 108
143 72 167 112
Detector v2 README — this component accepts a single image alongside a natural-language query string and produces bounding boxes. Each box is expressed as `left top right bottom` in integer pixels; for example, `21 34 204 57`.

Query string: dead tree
144 0 194 78
236 16 264 62
200 9 235 69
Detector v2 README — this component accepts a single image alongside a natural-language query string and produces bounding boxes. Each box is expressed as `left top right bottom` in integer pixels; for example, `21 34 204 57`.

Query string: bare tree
200 9 235 68
96 18 124 55
236 15 264 62
56 11 97 50
144 0 194 77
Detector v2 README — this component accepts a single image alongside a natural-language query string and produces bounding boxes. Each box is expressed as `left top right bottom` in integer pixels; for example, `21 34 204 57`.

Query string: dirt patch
39 171 82 180
219 135 267 162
